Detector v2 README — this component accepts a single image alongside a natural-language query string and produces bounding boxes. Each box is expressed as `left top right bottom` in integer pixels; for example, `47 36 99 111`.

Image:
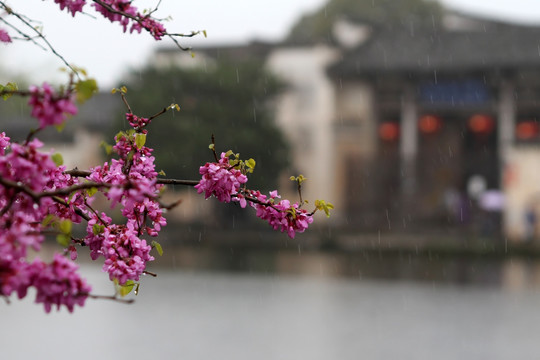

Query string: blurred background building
152 0 540 242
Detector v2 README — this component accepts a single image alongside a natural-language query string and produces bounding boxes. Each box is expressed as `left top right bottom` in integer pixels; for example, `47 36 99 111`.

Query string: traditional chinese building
268 10 540 239
154 9 540 239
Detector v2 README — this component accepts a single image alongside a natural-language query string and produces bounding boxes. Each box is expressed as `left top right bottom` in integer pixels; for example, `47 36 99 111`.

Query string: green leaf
75 78 98 103
58 219 72 234
158 170 166 176
42 214 57 227
315 200 334 218
100 141 113 155
246 158 256 169
56 233 70 247
86 187 98 197
203 30 207 38
135 133 146 149
151 240 163 256
1 82 18 100
117 280 136 297
54 122 66 132
51 152 64 166
92 223 105 235
168 103 180 112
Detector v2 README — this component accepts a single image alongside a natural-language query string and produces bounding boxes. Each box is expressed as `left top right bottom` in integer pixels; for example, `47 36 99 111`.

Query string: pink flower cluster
54 0 86 16
247 190 313 238
51 0 167 40
0 132 10 155
195 155 314 238
131 16 166 40
84 123 165 284
92 1 167 40
85 213 153 285
0 29 11 43
32 253 91 313
195 152 248 203
28 82 77 128
126 113 150 130
0 137 90 312
1 254 91 313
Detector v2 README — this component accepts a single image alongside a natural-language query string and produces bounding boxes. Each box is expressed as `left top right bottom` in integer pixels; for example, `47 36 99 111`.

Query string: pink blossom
249 190 314 239
32 254 91 313
131 15 167 40
0 29 11 43
0 132 10 155
126 113 150 129
93 0 136 32
101 224 154 285
28 83 78 128
0 260 34 299
195 152 248 203
54 0 86 16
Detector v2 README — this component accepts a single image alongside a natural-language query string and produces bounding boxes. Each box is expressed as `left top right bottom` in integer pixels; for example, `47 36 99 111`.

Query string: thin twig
0 175 107 201
120 91 133 114
147 107 168 121
52 196 90 221
210 134 219 162
88 294 135 304
0 16 46 51
156 179 198 186
0 1 78 75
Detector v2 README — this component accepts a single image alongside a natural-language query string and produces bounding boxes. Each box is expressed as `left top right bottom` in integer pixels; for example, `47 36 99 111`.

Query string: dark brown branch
64 169 91 177
63 169 199 186
156 178 198 186
158 198 183 211
147 107 168 121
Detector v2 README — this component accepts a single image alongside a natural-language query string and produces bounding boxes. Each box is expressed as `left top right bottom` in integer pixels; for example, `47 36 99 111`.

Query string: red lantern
516 121 540 140
418 115 442 134
468 114 494 134
378 122 399 141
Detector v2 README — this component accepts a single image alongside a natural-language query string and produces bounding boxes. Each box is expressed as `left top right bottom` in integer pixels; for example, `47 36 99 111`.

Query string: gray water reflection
2 262 540 360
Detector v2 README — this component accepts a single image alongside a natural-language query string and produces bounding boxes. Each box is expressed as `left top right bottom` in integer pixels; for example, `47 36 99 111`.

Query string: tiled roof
328 22 540 77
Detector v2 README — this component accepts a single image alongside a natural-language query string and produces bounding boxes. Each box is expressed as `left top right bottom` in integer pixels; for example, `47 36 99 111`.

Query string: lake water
2 258 540 360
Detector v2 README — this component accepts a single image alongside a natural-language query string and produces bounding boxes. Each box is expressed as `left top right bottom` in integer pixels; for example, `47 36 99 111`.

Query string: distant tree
118 59 290 191
287 0 444 44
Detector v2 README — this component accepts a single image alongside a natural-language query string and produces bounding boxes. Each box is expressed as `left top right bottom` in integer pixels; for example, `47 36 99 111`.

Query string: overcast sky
1 0 540 88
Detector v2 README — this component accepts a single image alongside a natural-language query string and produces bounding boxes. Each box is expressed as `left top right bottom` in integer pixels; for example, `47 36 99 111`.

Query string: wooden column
498 79 515 166
400 85 418 196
